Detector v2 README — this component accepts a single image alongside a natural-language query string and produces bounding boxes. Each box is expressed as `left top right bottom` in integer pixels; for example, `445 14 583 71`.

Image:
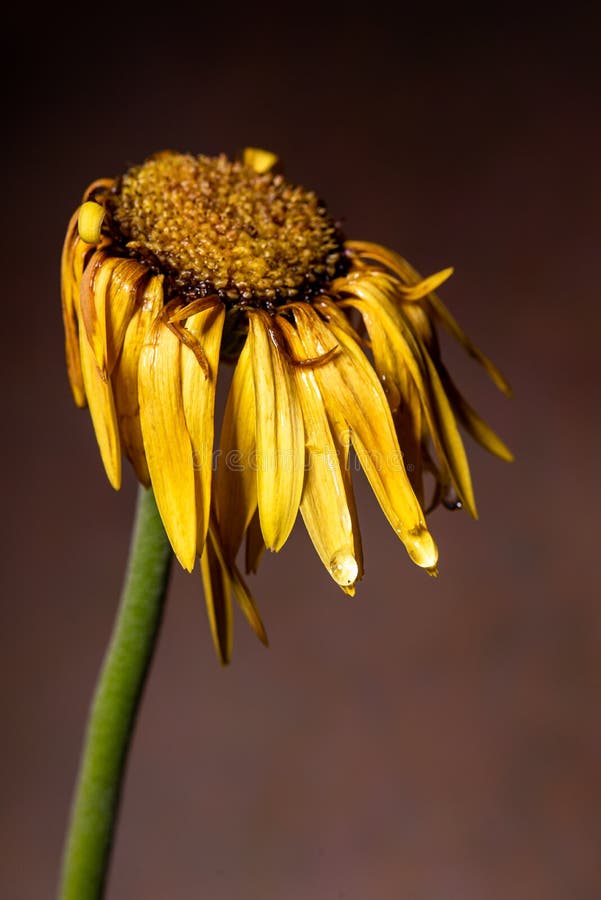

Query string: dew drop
380 374 400 413
442 486 463 511
329 548 359 587
405 526 438 569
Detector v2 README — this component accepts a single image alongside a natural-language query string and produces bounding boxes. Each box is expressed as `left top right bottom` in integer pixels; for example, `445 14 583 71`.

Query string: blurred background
2 6 600 899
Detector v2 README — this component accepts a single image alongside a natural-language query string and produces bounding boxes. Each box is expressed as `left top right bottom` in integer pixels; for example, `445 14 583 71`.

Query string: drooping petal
338 287 435 504
347 241 511 395
80 253 119 378
392 382 425 507
293 304 438 571
427 291 512 396
106 260 150 373
229 564 269 646
209 519 268 647
247 311 305 552
112 275 164 486
60 210 86 407
200 531 232 666
78 302 121 490
180 302 225 558
277 315 360 592
338 279 430 415
215 338 258 562
420 341 477 518
438 364 514 462
139 314 197 571
245 508 266 575
341 281 476 517
331 417 364 587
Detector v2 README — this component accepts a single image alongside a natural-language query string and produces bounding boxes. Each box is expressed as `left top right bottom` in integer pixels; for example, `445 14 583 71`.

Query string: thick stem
59 486 173 900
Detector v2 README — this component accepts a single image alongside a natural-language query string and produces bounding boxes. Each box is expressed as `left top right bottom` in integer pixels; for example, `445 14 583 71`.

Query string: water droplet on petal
380 374 400 413
442 486 463 511
329 548 359 587
405 525 438 569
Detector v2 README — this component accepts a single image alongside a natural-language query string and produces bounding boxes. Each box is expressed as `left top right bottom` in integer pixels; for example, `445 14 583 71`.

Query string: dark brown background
3 7 600 899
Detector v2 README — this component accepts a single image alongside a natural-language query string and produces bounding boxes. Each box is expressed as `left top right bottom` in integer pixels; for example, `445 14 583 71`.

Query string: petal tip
405 526 438 570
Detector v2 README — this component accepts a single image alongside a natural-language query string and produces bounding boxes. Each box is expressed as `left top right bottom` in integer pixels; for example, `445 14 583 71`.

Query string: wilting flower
61 148 512 662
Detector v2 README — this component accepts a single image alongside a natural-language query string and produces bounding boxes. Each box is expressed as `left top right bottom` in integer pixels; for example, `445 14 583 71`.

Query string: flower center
107 152 346 306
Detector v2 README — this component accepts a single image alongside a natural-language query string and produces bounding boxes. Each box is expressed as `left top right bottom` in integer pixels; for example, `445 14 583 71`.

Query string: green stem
59 486 173 900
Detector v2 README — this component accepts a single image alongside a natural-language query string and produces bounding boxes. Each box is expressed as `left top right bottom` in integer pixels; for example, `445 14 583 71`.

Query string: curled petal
106 260 150 373
60 210 86 406
77 201 106 244
80 253 120 379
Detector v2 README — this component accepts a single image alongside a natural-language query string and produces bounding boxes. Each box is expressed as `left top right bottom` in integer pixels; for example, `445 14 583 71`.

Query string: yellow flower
61 148 512 662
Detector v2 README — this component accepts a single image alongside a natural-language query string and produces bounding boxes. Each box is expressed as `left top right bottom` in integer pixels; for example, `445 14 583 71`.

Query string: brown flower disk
108 152 345 304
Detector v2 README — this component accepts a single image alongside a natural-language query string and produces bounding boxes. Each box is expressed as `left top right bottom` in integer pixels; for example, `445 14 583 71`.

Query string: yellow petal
341 281 473 514
229 564 269 646
215 337 258 562
80 254 121 378
351 266 454 302
331 414 364 585
420 341 477 518
247 311 304 552
209 520 268 647
427 292 512 396
60 211 86 407
200 532 232 666
106 260 150 373
338 287 435 501
438 364 514 462
242 147 279 173
347 242 511 395
293 305 437 570
393 382 425 507
112 275 164 486
139 315 197 571
180 302 225 558
77 200 105 245
78 302 121 490
337 276 433 414
277 316 360 592
81 177 116 203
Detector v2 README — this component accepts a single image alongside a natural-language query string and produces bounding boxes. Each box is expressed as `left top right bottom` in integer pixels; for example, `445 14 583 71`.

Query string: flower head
62 148 512 662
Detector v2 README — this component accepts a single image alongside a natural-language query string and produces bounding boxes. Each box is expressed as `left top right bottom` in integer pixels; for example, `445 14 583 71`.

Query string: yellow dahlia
61 147 512 662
